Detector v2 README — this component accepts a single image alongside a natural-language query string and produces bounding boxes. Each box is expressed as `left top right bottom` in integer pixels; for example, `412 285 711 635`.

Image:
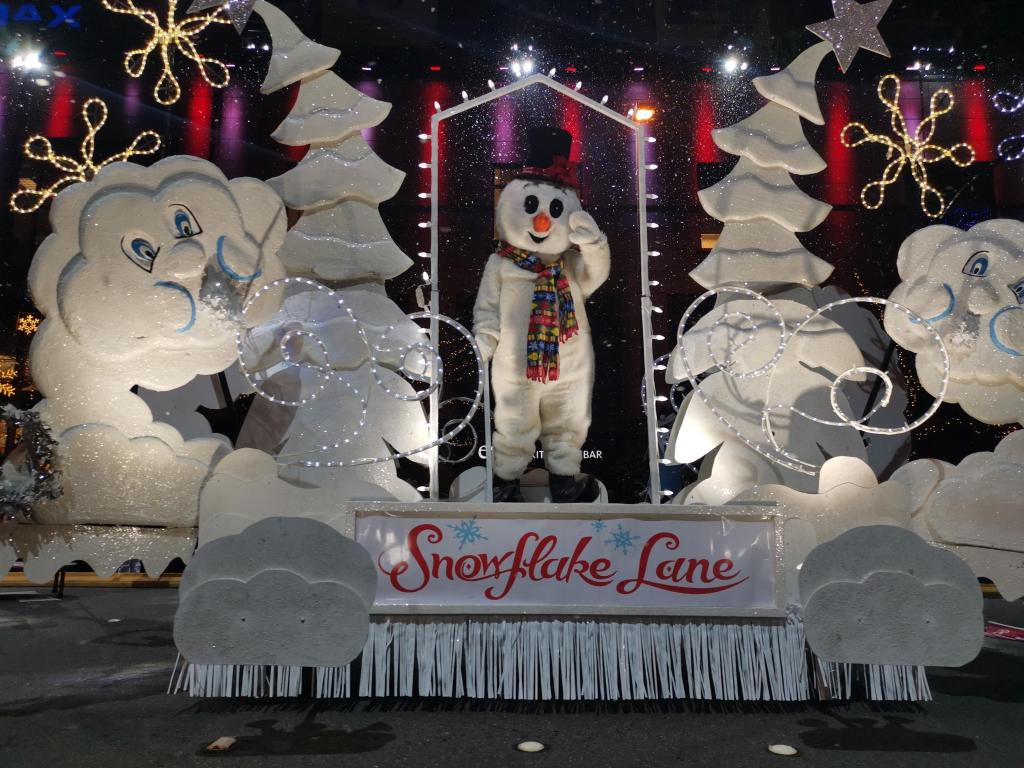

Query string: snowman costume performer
474 127 610 503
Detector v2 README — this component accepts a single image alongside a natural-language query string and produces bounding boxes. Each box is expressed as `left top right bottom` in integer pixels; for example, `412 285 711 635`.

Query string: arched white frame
427 74 662 503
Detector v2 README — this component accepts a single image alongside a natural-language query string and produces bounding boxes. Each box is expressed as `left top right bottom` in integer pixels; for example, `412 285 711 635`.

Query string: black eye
524 195 539 214
549 198 564 218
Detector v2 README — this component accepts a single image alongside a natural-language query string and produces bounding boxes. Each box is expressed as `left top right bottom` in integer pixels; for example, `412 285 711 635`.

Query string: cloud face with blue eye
884 220 1024 426
29 156 288 394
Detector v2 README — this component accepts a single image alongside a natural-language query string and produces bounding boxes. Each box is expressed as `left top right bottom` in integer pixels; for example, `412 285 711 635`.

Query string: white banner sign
356 516 776 611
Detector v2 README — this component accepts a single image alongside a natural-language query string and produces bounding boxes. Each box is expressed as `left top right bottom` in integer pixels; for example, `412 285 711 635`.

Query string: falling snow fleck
605 524 641 555
590 520 607 533
448 518 488 550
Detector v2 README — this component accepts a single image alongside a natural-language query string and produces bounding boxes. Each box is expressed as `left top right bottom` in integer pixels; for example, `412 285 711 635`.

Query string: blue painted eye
121 235 159 272
962 251 989 277
1011 279 1024 305
170 205 201 239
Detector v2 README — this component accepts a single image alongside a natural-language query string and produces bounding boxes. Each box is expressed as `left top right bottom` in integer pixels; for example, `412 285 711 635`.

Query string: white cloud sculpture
695 431 1024 602
885 220 1024 425
198 449 396 545
799 525 983 667
26 156 287 527
889 429 1024 600
174 516 376 667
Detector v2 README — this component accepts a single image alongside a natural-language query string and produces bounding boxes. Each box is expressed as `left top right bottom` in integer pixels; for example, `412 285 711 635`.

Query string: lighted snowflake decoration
0 383 14 398
101 0 231 106
447 518 488 550
604 523 641 555
10 98 160 214
841 73 974 219
590 519 607 533
16 314 40 335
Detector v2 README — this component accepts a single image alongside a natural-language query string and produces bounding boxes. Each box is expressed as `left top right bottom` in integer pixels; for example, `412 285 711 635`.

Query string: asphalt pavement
1 588 1022 767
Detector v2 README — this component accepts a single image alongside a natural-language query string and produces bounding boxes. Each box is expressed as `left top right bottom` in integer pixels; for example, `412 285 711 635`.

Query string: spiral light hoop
437 396 487 465
235 277 483 469
675 288 950 476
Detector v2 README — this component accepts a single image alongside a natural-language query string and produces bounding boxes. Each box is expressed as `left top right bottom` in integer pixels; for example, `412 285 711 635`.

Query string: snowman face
496 178 582 256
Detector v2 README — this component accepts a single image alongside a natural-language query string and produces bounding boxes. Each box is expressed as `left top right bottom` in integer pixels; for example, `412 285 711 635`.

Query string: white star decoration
806 0 893 73
187 0 258 33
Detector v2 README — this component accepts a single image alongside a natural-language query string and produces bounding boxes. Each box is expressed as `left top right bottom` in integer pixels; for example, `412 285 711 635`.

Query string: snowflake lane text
377 523 748 601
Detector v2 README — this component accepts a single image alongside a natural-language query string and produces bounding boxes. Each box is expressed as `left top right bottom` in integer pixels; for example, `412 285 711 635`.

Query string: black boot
548 473 600 503
492 475 524 503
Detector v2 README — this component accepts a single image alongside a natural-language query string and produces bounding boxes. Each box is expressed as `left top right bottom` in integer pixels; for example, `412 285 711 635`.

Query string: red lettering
377 523 441 593
683 558 711 584
432 553 454 580
616 532 748 595
375 525 746 601
713 558 737 581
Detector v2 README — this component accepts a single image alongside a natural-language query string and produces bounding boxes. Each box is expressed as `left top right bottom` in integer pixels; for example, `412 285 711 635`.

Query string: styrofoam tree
668 42 908 501
236 1 429 500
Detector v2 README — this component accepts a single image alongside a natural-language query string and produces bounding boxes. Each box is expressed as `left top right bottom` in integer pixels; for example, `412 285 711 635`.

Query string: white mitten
568 211 606 247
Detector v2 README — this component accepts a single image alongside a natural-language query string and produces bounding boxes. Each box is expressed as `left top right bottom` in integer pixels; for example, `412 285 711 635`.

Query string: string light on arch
841 73 974 219
10 98 161 214
100 0 231 106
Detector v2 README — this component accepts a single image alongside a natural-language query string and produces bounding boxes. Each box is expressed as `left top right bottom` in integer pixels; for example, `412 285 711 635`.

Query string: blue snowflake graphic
447 518 488 550
605 524 641 555
590 520 607 533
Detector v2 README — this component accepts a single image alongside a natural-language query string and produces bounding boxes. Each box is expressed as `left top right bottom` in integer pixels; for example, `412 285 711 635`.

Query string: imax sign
0 4 81 27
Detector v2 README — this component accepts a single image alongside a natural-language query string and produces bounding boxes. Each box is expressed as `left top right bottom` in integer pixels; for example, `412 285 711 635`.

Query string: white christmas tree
236 1 429 500
668 42 908 502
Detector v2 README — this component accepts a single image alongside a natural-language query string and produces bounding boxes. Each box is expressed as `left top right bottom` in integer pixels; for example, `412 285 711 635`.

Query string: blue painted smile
910 283 956 325
154 280 196 333
216 235 262 282
989 306 1023 357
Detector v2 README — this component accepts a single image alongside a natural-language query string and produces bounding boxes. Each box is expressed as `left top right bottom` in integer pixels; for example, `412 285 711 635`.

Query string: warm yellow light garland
9 98 162 214
101 0 231 106
841 74 975 219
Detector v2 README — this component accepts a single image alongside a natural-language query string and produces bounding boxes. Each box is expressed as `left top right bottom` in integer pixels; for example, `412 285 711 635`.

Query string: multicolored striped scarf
498 241 578 383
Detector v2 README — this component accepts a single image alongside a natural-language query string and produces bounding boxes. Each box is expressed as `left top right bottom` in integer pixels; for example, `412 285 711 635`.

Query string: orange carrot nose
532 213 551 233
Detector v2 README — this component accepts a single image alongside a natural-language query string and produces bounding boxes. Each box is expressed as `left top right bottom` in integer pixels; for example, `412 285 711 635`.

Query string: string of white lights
993 90 1024 162
673 287 950 477
992 90 1024 114
235 277 483 469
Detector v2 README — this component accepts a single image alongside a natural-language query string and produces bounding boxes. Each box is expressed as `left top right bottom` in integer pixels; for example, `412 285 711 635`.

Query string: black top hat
524 126 572 167
518 126 578 188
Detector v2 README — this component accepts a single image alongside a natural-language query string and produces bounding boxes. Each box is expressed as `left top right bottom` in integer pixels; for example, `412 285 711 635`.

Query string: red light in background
565 66 577 73
429 65 442 72
825 81 856 206
701 66 714 73
185 78 213 157
963 79 995 161
45 76 74 137
561 92 582 163
973 63 987 72
694 81 719 164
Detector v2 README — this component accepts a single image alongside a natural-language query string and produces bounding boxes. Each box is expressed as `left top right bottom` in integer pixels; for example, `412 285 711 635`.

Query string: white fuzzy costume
474 179 610 479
